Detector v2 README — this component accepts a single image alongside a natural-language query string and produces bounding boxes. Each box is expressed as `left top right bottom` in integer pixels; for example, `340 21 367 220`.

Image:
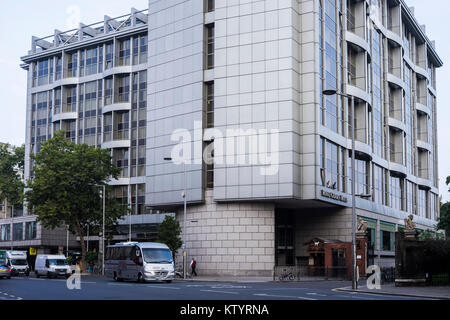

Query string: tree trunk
76 224 87 273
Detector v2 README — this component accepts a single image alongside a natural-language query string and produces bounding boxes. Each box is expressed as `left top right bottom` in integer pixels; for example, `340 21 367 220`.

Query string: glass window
381 230 394 251
38 59 49 86
25 221 37 240
418 189 427 218
206 82 214 128
373 165 383 204
68 53 78 78
206 25 214 69
0 224 11 241
118 38 131 66
389 175 403 211
13 223 23 241
406 181 415 214
114 148 129 178
105 77 113 105
85 47 98 76
55 56 62 80
206 0 215 12
139 35 148 64
116 75 130 102
103 112 112 142
105 43 114 69
349 157 369 196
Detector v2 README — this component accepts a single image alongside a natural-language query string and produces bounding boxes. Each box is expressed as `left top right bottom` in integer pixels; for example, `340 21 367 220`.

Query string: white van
5 251 30 276
35 254 71 278
105 242 174 283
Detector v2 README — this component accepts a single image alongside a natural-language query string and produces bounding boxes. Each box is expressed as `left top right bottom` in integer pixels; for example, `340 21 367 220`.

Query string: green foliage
25 131 123 271
437 202 450 238
0 143 25 206
87 251 98 264
157 215 182 260
418 229 437 241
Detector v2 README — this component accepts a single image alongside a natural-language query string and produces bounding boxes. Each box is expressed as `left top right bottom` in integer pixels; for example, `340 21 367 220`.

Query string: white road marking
201 290 239 295
108 283 134 286
147 285 180 290
306 292 327 297
253 293 317 300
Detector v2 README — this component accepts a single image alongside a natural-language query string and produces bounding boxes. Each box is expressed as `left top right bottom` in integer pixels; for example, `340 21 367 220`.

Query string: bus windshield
142 248 173 264
48 259 68 266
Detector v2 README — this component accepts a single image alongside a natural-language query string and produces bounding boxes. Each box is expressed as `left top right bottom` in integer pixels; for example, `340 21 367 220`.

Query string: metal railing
274 265 350 281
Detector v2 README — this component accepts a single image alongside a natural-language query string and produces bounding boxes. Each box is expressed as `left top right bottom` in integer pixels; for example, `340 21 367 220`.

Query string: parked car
35 255 71 278
0 264 11 279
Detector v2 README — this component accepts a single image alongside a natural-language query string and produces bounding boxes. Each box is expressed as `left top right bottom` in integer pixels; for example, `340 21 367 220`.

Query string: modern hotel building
10 0 443 275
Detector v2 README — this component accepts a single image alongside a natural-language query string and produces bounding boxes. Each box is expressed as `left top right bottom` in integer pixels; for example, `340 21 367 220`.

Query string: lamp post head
322 89 338 96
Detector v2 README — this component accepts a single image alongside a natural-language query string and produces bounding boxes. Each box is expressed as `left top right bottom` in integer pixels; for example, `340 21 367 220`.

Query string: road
0 275 429 300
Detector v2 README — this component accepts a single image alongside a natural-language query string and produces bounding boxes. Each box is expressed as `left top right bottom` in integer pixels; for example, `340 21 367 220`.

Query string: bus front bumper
143 271 174 281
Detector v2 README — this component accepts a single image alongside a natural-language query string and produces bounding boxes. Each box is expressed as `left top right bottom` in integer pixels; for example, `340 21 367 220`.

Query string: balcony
113 129 130 141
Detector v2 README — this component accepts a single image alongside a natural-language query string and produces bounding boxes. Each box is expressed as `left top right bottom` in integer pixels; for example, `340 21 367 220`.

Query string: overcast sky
0 0 449 202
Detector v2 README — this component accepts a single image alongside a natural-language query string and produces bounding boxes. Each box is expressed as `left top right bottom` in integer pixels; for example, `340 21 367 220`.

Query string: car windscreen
11 259 27 266
48 259 68 266
142 248 173 264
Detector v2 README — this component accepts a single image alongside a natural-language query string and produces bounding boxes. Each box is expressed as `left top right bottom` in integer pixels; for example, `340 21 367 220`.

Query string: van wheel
35 271 40 278
137 273 144 283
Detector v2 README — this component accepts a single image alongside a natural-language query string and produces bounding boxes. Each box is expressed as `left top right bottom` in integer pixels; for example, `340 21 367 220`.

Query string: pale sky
0 0 449 201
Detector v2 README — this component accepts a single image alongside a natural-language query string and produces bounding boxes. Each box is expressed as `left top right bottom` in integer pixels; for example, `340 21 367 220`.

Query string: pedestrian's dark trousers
192 266 197 276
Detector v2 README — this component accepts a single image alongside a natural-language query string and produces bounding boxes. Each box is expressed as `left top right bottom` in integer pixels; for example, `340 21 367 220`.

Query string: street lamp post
102 185 105 276
164 157 187 280
323 89 357 290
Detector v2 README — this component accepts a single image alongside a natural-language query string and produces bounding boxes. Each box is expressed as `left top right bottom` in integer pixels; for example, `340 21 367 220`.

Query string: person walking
190 258 197 276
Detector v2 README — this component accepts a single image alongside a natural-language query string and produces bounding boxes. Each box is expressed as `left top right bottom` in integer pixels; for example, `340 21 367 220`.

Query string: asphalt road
0 275 428 300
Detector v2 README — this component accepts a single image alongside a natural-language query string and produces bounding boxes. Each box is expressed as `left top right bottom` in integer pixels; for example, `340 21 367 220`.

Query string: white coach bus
105 242 174 283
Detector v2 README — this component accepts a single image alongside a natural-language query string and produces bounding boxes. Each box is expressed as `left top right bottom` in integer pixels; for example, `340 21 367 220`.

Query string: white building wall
147 0 206 206
212 0 303 201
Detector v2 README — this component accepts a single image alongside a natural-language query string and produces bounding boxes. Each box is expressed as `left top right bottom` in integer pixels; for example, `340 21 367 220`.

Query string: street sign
29 247 37 255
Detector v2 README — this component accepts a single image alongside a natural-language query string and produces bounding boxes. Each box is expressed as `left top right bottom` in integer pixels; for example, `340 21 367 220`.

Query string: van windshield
11 259 27 266
142 248 173 264
48 259 68 266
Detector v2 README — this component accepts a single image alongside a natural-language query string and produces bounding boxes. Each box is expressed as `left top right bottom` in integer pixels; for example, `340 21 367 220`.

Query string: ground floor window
380 221 395 251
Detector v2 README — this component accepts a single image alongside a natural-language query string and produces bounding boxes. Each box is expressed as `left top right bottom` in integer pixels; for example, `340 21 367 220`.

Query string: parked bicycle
278 269 296 281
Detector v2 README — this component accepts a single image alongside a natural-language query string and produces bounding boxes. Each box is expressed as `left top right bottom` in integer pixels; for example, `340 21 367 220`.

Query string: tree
437 202 450 238
25 131 123 272
157 215 182 262
437 176 450 238
0 144 25 208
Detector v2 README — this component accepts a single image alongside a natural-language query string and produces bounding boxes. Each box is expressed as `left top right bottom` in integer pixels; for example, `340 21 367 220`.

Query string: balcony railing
113 129 129 141
62 103 76 113
347 61 357 86
390 142 403 164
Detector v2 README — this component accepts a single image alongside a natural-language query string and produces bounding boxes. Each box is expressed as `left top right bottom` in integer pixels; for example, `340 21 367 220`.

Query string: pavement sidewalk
176 276 274 283
336 283 450 300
